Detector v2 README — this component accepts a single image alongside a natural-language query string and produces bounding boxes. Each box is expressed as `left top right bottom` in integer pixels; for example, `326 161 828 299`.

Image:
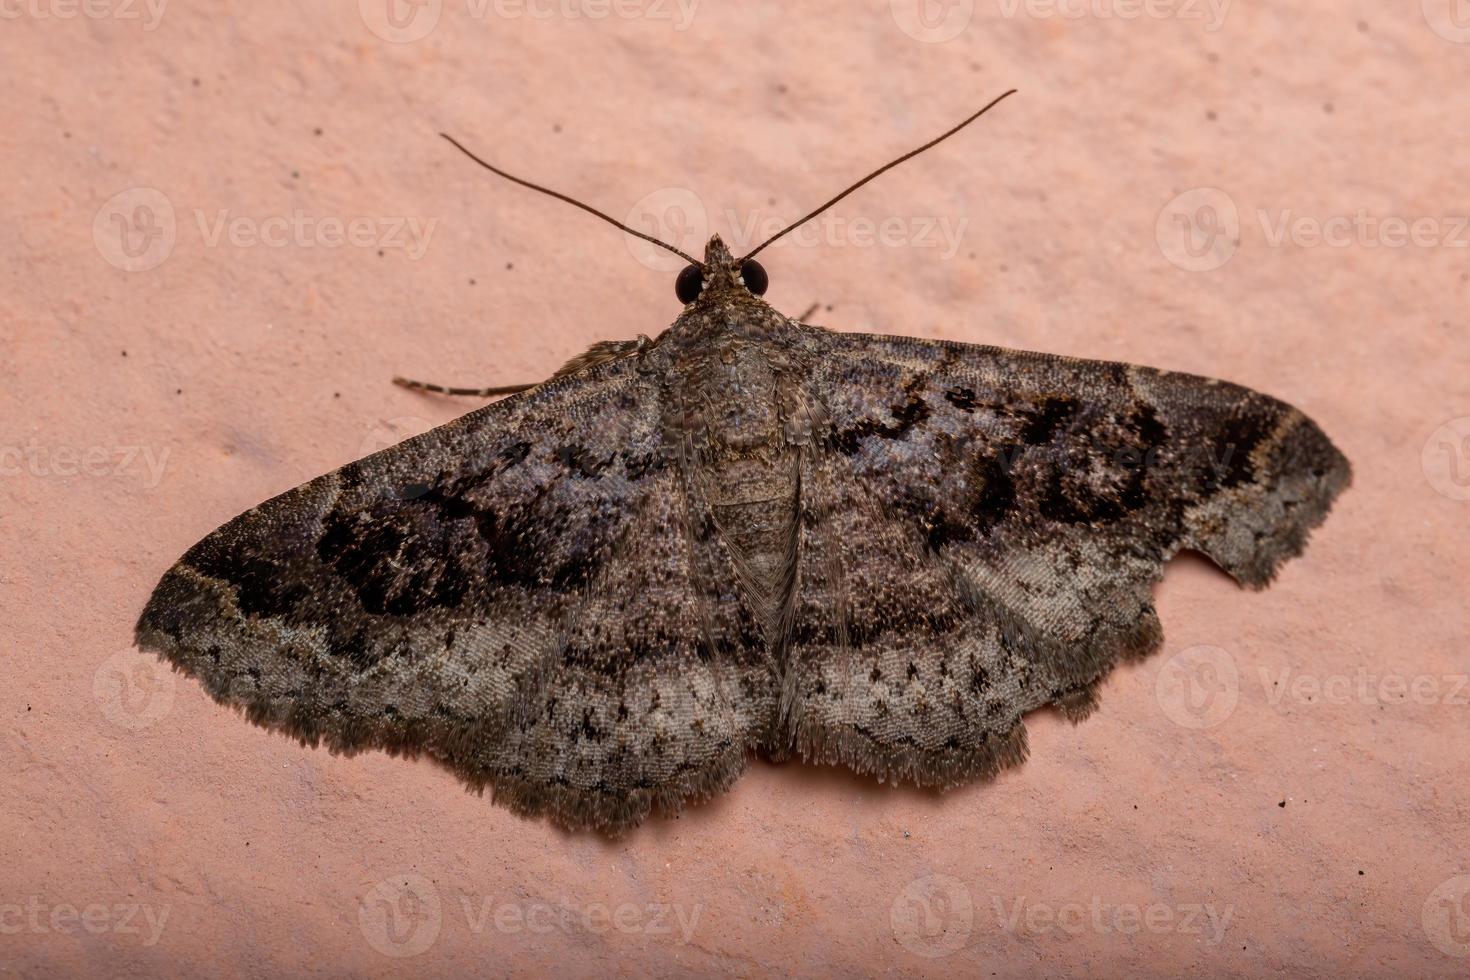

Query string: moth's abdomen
701 453 800 600
679 340 805 632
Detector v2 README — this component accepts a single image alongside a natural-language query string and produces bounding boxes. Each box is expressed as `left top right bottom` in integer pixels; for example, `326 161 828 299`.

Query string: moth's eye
675 264 704 304
740 258 768 296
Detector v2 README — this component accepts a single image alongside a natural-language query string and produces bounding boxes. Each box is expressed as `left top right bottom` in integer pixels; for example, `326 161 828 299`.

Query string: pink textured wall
4 2 1468 976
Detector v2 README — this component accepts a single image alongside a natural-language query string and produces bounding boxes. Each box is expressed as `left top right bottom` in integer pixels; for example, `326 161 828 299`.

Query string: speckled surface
4 2 1468 977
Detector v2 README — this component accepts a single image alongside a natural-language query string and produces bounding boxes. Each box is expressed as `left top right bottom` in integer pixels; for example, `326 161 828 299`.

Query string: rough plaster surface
3 2 1468 977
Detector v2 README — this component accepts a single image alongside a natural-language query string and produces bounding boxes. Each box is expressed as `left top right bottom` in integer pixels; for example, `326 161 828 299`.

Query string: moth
137 92 1349 833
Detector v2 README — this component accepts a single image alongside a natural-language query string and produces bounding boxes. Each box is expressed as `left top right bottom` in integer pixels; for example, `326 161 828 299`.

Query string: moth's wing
479 459 779 832
781 449 1032 785
136 357 776 833
782 330 1349 786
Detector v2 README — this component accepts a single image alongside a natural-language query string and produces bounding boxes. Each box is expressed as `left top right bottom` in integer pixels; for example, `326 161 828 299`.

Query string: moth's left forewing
135 357 776 833
135 366 656 744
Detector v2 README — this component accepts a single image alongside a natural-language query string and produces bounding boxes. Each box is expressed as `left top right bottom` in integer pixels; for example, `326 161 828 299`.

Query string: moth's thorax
666 296 788 347
658 300 819 453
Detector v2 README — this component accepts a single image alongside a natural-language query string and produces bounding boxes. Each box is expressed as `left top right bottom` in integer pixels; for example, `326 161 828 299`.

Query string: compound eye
740 258 768 296
675 264 704 304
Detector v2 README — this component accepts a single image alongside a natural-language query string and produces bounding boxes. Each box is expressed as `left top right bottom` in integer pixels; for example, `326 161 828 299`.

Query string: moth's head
674 235 769 306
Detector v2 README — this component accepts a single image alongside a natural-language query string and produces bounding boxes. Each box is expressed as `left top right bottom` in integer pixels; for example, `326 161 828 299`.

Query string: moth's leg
797 303 820 322
392 377 535 398
392 335 654 398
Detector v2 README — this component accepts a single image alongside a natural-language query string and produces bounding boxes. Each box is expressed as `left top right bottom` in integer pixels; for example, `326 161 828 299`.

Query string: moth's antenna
740 89 1019 262
440 133 701 267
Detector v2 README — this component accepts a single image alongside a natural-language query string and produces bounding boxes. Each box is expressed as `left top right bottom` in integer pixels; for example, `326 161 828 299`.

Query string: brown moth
136 93 1349 833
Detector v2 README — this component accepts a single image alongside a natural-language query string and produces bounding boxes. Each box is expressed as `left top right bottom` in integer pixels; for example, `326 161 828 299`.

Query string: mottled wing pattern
136 357 775 833
781 331 1350 786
